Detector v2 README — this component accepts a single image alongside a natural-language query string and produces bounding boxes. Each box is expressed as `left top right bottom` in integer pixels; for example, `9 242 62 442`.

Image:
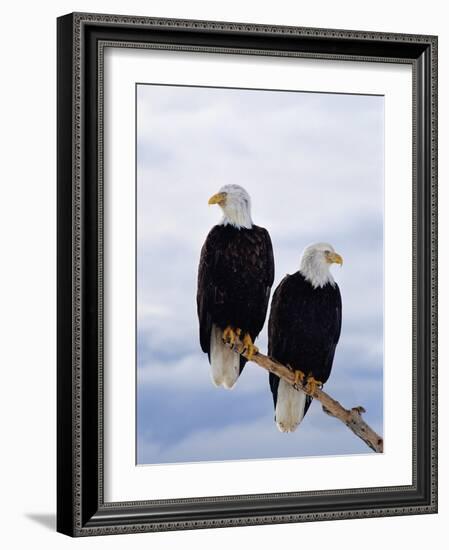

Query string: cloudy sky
136 83 384 465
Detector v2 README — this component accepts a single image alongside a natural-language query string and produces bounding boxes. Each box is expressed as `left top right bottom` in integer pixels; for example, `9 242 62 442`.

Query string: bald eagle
197 185 274 389
268 243 343 432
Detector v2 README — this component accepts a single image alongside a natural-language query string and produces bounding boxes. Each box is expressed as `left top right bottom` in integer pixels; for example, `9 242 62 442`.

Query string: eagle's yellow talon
304 375 323 395
248 345 259 361
223 328 257 358
223 326 236 346
293 370 305 386
242 333 258 360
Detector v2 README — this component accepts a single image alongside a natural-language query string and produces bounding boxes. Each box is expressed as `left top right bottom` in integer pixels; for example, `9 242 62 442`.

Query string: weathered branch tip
227 338 383 453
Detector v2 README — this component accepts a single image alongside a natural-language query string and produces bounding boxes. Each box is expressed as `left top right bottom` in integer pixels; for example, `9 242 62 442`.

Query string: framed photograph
57 12 438 536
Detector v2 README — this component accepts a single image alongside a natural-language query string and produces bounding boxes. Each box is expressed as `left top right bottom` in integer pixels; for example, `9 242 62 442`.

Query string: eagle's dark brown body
197 224 274 372
268 272 342 417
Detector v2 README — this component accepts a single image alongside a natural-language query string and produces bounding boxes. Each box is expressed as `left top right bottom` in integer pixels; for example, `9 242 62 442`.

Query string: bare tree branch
229 338 383 453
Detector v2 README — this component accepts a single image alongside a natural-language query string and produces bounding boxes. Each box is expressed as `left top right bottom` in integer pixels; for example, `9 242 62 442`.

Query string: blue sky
136 84 384 464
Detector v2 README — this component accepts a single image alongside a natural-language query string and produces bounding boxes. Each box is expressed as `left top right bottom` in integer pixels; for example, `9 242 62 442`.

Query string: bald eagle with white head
197 184 274 389
268 243 343 432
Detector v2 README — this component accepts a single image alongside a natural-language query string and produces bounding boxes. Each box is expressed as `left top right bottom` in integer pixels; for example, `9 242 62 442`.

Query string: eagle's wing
267 275 291 360
196 226 219 356
252 227 275 339
263 227 275 304
264 228 275 289
322 282 342 377
268 275 313 415
335 283 342 342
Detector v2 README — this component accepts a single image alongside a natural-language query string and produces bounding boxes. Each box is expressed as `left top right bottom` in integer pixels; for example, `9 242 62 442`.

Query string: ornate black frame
57 12 438 537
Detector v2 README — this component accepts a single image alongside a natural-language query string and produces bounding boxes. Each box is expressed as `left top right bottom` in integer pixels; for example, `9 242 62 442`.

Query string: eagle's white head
208 184 253 229
299 242 343 289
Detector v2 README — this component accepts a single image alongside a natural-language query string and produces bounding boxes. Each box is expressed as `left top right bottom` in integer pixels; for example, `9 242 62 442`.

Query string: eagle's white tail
275 378 307 432
209 324 240 389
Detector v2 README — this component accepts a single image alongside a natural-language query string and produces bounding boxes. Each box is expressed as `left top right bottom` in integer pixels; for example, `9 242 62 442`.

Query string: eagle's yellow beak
208 192 227 206
327 252 343 266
